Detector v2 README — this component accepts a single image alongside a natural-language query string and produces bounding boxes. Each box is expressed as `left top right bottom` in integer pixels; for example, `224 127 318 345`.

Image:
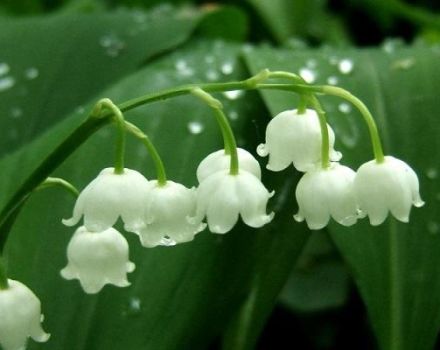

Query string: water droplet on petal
25 67 39 80
257 144 269 157
0 62 10 76
299 68 316 83
187 121 204 134
338 59 354 74
338 102 352 114
426 167 438 179
223 90 244 100
0 76 15 92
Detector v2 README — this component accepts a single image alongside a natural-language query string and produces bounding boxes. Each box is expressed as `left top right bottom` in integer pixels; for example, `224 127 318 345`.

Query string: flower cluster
61 148 274 293
258 108 424 229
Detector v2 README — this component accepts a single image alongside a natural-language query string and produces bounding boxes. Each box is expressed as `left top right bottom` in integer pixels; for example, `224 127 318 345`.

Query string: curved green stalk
319 86 385 163
191 88 239 175
124 121 167 186
93 98 126 174
0 74 322 252
36 177 79 197
308 95 330 169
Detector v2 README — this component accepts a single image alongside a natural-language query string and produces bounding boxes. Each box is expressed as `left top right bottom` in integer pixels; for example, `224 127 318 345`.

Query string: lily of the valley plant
0 69 423 349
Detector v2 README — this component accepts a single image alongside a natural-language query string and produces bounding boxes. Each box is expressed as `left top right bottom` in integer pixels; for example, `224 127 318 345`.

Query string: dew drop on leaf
25 67 39 80
338 59 354 74
187 121 204 134
0 62 10 76
0 76 15 92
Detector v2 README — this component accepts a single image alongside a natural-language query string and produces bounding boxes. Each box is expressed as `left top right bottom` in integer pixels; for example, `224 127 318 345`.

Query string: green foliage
0 1 440 350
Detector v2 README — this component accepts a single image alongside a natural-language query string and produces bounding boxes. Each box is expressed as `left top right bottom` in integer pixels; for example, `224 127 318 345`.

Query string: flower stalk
191 88 239 175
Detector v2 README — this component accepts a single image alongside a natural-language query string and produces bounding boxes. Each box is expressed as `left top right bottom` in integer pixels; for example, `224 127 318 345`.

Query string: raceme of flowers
0 101 424 349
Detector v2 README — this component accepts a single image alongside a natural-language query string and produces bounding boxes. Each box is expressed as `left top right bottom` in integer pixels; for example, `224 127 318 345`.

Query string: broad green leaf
244 45 440 350
0 39 309 350
246 0 349 45
0 6 202 156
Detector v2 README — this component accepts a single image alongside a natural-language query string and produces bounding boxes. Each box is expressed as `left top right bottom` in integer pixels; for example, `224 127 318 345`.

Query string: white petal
236 172 274 227
0 280 49 350
61 226 134 294
197 148 261 181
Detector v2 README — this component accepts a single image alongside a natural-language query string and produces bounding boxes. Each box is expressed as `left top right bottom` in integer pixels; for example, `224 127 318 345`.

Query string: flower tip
256 143 269 157
126 262 136 273
293 213 304 223
414 199 425 208
34 330 50 343
61 217 77 227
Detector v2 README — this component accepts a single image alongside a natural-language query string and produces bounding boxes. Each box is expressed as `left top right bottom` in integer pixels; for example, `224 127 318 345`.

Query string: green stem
319 86 385 163
124 121 167 186
0 76 319 251
93 98 126 174
297 95 308 114
191 88 239 175
36 177 79 197
308 95 330 169
0 256 8 290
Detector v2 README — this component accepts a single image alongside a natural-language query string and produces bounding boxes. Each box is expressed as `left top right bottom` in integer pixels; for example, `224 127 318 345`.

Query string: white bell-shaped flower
197 148 261 181
193 170 274 234
257 109 341 172
63 167 150 233
354 156 424 225
138 180 206 247
61 226 135 294
0 280 49 350
294 163 359 230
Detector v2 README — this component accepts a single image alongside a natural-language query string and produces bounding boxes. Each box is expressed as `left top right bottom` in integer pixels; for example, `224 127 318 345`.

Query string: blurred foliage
0 0 439 349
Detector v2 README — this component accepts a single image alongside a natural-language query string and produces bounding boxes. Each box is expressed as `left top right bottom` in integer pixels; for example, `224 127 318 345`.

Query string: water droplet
299 68 316 83
129 297 142 312
426 167 438 179
99 34 125 57
338 102 352 114
221 62 234 75
229 110 238 120
24 67 39 80
0 63 10 76
0 76 15 92
187 121 204 134
204 55 215 64
338 59 354 74
223 90 244 100
306 59 317 69
329 56 339 65
10 107 22 119
427 221 440 235
205 69 219 81
381 38 404 54
391 58 415 70
256 143 268 157
327 76 338 85
75 106 85 114
175 59 194 77
285 38 307 50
